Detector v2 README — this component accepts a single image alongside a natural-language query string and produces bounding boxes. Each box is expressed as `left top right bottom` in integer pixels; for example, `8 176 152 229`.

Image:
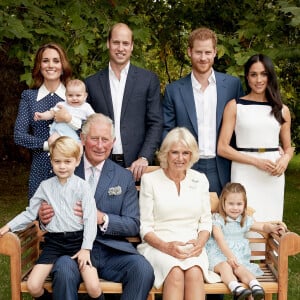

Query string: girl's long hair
218 182 247 227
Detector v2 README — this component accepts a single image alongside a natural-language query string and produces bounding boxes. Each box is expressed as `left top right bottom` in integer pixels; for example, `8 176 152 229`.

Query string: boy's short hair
49 136 81 161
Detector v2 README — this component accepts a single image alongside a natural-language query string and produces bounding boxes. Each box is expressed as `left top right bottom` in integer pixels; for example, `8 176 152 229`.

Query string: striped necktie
88 166 97 194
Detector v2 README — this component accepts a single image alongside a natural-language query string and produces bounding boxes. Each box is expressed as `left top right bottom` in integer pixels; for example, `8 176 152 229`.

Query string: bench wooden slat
251 250 267 256
3 216 298 300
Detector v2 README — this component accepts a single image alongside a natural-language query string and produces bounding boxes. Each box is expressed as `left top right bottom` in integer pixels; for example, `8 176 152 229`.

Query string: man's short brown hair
188 27 217 49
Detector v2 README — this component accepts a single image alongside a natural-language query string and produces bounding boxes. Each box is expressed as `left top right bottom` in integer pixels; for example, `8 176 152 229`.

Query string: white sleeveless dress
231 99 284 222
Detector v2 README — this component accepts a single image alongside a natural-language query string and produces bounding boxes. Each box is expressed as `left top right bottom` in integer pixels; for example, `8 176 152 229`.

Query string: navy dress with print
14 89 64 199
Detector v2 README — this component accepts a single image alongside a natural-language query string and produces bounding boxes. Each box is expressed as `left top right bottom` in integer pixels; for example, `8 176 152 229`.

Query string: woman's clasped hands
256 155 289 177
166 239 205 259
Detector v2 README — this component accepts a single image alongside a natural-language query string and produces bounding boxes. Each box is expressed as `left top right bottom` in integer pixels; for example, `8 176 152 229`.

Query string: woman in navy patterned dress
14 43 72 199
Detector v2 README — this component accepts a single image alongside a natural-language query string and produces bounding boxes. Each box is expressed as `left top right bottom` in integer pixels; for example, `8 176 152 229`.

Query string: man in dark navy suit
85 23 163 182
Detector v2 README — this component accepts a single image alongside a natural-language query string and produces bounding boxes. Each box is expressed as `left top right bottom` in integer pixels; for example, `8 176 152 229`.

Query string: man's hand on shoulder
39 201 54 225
129 157 149 181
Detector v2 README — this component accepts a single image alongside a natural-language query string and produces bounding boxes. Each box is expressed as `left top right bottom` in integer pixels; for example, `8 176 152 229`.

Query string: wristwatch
140 156 148 163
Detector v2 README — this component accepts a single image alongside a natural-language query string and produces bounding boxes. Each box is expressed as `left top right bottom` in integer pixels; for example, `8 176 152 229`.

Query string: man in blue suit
40 113 154 300
85 23 163 182
163 27 244 196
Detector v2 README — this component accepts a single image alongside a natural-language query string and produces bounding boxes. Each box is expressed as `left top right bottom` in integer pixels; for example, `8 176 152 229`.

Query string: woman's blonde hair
218 182 247 227
157 127 200 169
49 136 81 161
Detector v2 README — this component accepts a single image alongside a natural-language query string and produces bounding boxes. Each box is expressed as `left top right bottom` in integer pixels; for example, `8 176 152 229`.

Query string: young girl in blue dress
206 182 286 300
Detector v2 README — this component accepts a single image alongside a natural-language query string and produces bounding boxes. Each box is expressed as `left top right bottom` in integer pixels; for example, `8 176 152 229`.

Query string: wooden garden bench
0 166 299 300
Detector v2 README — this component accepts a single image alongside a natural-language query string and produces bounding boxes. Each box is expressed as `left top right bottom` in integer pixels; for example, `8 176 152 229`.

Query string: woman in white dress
217 54 293 222
137 127 220 300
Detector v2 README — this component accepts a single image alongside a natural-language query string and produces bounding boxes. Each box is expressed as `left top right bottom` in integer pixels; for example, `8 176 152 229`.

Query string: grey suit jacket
75 158 139 254
163 71 244 186
85 64 163 166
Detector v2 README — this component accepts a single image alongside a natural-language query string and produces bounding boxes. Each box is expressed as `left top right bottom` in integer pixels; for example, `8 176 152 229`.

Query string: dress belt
237 147 278 153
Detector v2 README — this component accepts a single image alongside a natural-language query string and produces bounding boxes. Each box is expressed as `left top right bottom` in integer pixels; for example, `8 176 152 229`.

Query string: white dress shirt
191 70 217 158
84 155 104 187
8 174 97 250
83 155 109 231
109 62 130 154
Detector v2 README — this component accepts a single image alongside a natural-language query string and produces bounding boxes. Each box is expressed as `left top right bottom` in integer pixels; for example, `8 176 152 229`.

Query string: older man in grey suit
85 23 163 182
163 27 244 198
39 113 154 300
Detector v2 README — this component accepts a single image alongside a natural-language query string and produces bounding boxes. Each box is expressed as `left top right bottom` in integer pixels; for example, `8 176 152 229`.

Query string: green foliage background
0 0 299 160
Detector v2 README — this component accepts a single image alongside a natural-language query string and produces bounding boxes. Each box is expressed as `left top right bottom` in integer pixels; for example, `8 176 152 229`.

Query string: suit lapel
121 64 135 119
96 159 114 196
76 158 115 199
75 158 85 179
180 74 198 135
99 69 115 120
215 71 228 131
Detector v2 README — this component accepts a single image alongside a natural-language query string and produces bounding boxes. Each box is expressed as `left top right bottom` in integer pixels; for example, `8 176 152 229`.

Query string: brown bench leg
147 294 155 300
265 293 272 300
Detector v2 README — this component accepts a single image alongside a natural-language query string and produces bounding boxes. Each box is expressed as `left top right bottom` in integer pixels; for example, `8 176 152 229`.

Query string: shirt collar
108 61 130 78
191 69 216 90
55 173 75 186
37 83 66 101
83 154 105 173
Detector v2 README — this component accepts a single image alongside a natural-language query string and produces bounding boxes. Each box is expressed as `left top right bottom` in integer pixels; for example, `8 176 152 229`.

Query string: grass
282 154 300 299
0 157 299 299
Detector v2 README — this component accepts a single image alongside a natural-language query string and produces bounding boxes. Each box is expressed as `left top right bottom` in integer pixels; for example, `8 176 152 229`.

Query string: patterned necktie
88 166 97 194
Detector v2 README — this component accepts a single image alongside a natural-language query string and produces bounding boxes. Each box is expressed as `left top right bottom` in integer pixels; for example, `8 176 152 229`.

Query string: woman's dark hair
244 54 285 124
31 43 72 88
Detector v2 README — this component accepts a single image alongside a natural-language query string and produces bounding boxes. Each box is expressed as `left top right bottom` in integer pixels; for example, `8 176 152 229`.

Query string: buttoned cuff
99 214 109 232
43 141 49 151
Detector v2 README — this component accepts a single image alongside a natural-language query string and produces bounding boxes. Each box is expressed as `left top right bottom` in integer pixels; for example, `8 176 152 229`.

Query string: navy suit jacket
85 64 163 166
163 71 244 187
75 158 140 254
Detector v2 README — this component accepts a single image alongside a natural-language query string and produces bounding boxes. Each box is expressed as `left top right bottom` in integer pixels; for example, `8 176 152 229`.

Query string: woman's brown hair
31 43 72 88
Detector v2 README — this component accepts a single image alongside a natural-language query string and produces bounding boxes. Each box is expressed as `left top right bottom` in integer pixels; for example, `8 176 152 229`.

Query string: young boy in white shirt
0 136 103 300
